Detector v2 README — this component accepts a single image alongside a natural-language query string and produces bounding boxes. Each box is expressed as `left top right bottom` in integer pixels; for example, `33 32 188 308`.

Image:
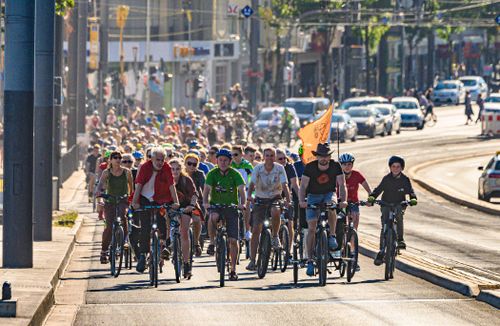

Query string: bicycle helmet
104 150 112 159
216 149 232 159
388 155 405 169
132 151 144 159
339 153 355 164
298 143 304 157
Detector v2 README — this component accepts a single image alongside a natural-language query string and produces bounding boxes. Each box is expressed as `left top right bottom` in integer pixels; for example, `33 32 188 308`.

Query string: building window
215 65 228 101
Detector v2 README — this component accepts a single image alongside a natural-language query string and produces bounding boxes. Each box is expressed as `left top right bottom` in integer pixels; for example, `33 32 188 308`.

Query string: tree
436 25 464 77
56 0 74 16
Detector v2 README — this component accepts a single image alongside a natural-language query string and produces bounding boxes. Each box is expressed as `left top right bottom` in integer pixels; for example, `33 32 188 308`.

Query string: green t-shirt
205 167 245 205
231 159 253 184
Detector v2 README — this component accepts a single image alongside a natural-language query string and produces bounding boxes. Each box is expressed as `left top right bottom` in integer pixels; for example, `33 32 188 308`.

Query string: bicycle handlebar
97 194 129 201
307 202 338 210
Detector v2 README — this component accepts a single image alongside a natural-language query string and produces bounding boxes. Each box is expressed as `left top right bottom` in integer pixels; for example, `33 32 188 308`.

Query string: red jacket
135 160 174 204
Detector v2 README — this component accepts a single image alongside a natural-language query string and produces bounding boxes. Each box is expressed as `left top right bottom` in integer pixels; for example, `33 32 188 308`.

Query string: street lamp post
116 5 129 113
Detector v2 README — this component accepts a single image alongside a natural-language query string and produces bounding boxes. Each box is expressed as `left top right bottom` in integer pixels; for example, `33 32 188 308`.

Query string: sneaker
397 240 406 250
183 263 192 279
207 244 215 256
229 271 239 281
374 251 384 266
355 264 360 272
100 251 108 264
332 250 341 259
245 230 252 241
246 260 256 271
328 236 338 250
306 261 315 277
161 247 171 260
271 236 281 249
195 245 202 257
136 254 146 273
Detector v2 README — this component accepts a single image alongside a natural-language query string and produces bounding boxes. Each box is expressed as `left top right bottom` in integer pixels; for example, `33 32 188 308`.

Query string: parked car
485 93 500 104
478 151 500 202
330 113 358 142
252 107 300 143
346 106 386 138
459 76 489 101
368 103 401 135
338 96 389 111
391 97 425 130
431 80 466 105
283 97 330 126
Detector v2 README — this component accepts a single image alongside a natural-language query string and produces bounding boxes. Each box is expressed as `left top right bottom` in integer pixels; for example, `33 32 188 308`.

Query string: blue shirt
294 160 305 179
198 162 210 175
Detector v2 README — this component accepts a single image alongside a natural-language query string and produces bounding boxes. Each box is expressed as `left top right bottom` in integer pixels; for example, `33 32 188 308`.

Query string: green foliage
56 0 74 16
436 25 464 43
360 16 390 56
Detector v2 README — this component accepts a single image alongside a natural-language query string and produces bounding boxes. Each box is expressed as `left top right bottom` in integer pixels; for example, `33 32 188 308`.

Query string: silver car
459 76 489 101
368 103 401 135
478 152 500 202
432 80 466 105
330 113 358 142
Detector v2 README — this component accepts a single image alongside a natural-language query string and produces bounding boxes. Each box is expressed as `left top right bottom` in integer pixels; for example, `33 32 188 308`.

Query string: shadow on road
161 285 220 292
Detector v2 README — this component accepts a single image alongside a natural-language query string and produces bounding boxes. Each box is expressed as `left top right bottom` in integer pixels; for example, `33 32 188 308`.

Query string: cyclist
246 147 291 271
95 151 134 264
367 155 417 266
184 153 205 257
276 149 300 253
280 108 294 145
202 149 246 281
298 143 347 277
85 144 101 200
231 145 254 241
243 145 258 167
170 158 201 279
338 153 372 271
131 147 180 273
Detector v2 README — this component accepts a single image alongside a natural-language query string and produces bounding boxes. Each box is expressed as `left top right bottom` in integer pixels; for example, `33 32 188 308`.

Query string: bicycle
307 202 338 286
169 207 193 282
371 200 410 281
208 204 240 287
98 194 128 278
334 202 361 283
292 208 306 285
125 208 141 270
272 205 291 273
424 110 437 127
237 211 250 265
132 204 166 288
254 199 283 279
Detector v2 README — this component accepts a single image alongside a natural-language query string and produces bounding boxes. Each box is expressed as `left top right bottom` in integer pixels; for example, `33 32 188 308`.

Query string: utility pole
145 0 151 112
99 0 108 118
67 6 78 149
3 0 35 267
249 0 260 115
53 13 64 210
77 0 88 133
33 0 55 241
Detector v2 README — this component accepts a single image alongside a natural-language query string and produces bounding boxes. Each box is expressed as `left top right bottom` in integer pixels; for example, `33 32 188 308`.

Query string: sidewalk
0 169 89 325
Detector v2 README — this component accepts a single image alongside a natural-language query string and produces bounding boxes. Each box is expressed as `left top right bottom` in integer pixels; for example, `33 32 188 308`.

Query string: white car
391 97 425 130
432 80 466 105
459 76 488 101
338 96 389 111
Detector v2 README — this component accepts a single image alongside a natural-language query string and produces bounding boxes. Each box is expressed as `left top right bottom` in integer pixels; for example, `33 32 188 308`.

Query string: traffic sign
496 14 500 25
241 5 254 18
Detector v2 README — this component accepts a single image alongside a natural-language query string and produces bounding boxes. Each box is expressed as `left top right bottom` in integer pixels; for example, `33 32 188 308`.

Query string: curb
358 239 500 309
28 215 84 326
408 153 500 216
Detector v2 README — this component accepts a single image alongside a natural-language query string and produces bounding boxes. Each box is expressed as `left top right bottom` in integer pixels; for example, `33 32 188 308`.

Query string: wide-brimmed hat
312 143 334 156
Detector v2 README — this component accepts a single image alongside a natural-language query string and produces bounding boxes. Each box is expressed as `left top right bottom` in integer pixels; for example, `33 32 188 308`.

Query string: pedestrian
475 93 485 124
464 91 474 125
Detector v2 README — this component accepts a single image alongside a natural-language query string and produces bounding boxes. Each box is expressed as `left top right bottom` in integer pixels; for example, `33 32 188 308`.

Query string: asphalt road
47 105 500 325
419 154 500 204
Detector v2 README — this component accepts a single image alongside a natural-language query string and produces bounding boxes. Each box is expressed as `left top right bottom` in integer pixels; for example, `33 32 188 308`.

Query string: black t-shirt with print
303 160 343 195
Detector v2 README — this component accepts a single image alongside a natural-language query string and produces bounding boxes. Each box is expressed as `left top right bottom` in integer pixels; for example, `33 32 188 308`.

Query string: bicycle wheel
217 234 227 287
346 229 359 283
384 229 394 281
279 226 290 273
293 234 299 285
149 231 159 287
109 225 117 276
390 229 397 279
189 228 194 265
113 225 125 278
172 234 182 283
317 229 329 286
257 229 271 279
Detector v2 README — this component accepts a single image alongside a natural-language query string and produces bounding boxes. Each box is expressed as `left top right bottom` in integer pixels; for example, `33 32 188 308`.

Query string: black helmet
388 155 405 169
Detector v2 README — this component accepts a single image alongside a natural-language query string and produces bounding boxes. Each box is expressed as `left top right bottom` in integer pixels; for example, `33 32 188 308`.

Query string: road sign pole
3 0 35 267
247 2 259 116
33 0 55 241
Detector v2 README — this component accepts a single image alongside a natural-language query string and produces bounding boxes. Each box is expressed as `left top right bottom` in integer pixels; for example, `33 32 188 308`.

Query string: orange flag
297 104 333 164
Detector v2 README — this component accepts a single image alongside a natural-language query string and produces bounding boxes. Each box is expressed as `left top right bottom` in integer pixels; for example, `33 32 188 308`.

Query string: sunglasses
277 157 286 161
231 153 240 157
111 156 122 160
121 160 133 164
186 161 198 167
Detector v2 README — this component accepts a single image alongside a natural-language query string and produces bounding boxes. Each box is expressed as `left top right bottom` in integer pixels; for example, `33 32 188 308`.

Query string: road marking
84 298 474 307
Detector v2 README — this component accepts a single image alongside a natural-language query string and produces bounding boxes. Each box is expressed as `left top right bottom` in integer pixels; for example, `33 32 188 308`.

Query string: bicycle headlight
321 220 327 227
263 220 270 227
152 223 157 229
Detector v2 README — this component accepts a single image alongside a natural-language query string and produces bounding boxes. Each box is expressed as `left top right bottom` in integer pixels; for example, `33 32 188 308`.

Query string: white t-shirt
251 163 287 199
141 170 157 202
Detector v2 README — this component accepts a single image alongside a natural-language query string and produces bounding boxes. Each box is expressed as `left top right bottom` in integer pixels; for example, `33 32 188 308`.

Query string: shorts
251 196 282 227
306 192 335 222
210 207 239 240
348 203 360 214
